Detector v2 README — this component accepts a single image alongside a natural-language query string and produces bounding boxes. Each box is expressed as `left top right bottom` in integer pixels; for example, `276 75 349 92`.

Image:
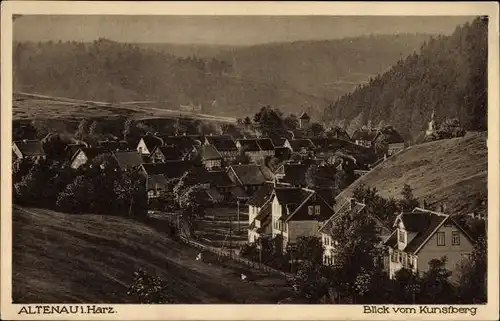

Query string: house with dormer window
383 207 475 280
269 187 334 252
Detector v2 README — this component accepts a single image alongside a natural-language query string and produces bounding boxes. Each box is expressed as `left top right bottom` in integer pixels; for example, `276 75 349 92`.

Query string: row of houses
246 183 477 281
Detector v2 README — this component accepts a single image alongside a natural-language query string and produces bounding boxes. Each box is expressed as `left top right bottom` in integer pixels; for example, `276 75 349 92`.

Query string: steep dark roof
384 209 449 254
146 174 170 190
65 143 87 159
255 201 272 221
205 135 237 152
14 140 45 157
203 170 233 187
112 151 144 170
246 183 275 207
373 127 405 144
319 201 366 235
161 135 199 153
299 112 310 120
237 139 261 152
281 163 311 186
287 139 315 151
329 127 351 141
272 137 287 147
153 145 183 160
275 188 315 221
230 164 272 186
257 138 275 151
198 144 222 160
141 135 164 151
274 147 291 161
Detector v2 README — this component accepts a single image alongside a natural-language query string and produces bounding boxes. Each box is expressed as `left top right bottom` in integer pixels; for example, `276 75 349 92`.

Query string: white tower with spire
426 110 437 137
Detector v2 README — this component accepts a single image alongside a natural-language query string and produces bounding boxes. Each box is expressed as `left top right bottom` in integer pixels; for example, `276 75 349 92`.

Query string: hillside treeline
324 16 488 139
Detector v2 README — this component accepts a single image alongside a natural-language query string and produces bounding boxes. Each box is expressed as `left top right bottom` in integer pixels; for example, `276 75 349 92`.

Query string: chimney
350 198 356 209
440 203 445 213
423 200 428 210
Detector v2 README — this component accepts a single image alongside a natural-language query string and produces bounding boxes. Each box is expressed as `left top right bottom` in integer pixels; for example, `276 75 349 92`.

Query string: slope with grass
335 132 487 217
12 206 291 304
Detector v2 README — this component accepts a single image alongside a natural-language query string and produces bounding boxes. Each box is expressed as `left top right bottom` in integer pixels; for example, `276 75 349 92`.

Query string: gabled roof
229 164 274 186
246 181 291 207
318 200 366 235
255 201 272 221
112 150 144 170
257 138 275 151
152 145 183 160
198 144 222 160
146 174 170 190
141 135 163 151
279 163 311 186
299 112 310 120
161 135 199 153
236 139 261 152
203 170 233 187
205 135 237 152
287 139 315 151
384 208 451 254
328 127 351 141
246 182 275 207
272 137 287 147
65 143 87 159
71 147 108 163
13 140 45 157
372 126 404 144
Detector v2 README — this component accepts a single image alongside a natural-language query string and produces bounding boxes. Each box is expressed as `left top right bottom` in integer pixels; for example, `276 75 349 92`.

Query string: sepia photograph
1 1 499 320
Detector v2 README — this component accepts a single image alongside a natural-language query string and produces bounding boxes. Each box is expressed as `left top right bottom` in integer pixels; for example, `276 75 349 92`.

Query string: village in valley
11 15 488 305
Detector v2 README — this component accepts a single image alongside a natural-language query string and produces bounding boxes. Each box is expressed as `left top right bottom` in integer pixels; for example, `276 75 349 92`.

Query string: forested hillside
13 34 431 118
324 17 488 139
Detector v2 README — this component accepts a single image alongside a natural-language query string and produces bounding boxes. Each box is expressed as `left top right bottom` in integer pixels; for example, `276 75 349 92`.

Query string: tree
284 114 299 131
394 268 422 303
291 261 330 303
437 118 466 139
419 257 456 304
127 269 177 303
457 236 486 303
123 119 133 141
75 119 88 141
253 106 286 140
307 122 325 138
293 236 324 265
41 133 70 159
56 175 93 213
399 184 419 211
114 170 147 218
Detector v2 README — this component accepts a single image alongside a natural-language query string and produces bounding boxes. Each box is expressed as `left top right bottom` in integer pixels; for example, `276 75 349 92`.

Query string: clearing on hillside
12 206 292 304
336 132 487 217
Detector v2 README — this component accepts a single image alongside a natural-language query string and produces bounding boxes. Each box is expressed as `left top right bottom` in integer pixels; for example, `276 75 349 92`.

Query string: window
308 206 314 215
437 232 445 246
398 251 402 263
315 205 321 215
398 229 406 243
452 231 460 246
391 250 398 263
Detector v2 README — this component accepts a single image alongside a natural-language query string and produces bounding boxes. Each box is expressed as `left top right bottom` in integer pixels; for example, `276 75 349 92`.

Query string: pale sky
13 15 475 45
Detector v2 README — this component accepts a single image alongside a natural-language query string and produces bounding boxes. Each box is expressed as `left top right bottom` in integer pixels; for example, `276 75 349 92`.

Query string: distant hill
13 206 291 303
13 34 431 119
324 17 488 140
335 132 487 218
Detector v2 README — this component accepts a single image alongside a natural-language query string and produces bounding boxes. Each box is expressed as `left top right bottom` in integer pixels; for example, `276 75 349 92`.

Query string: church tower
425 110 436 137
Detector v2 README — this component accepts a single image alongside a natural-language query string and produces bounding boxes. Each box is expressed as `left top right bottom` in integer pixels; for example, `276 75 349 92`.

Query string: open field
12 206 291 304
13 92 237 123
336 132 488 217
195 207 249 249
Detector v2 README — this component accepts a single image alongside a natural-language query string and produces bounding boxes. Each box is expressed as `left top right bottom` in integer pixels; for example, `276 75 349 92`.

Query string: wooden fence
180 236 292 279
